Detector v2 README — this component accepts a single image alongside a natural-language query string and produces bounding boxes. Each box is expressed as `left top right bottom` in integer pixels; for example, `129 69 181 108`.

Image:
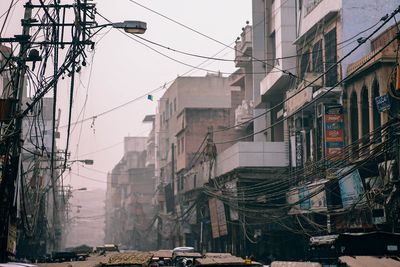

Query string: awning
339 256 400 267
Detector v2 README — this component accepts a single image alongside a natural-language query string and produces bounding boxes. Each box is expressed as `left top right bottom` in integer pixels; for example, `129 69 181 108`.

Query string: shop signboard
209 197 228 238
337 167 365 208
324 106 344 162
375 94 391 112
288 181 327 214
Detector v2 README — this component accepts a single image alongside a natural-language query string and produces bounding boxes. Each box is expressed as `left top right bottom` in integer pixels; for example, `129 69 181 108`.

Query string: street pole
0 2 32 262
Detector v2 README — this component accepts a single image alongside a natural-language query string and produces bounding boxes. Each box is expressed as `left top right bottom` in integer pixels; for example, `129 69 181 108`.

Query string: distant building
65 188 105 248
105 136 156 250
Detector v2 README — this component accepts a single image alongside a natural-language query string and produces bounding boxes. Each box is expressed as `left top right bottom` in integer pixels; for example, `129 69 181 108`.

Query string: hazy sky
0 1 252 190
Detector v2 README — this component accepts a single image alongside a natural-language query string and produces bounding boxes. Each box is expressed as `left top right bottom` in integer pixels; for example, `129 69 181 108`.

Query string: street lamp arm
89 20 147 34
69 159 94 165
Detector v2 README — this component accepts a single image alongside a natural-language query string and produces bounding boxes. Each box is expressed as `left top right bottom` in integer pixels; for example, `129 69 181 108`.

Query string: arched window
350 91 359 158
372 80 382 143
361 86 370 154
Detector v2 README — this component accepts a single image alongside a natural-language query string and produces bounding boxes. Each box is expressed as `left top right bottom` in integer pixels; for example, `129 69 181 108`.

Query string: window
181 136 185 154
361 86 370 153
372 80 382 143
324 28 338 86
300 52 310 79
170 103 173 116
312 40 323 73
177 139 181 155
350 92 359 159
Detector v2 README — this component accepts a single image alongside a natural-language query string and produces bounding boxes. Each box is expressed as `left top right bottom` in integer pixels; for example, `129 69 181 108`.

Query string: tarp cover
339 256 400 267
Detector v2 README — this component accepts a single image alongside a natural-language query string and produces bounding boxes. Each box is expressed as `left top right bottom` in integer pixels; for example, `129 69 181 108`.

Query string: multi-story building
338 22 400 232
283 0 400 260
167 9 298 258
104 136 156 250
153 73 245 248
286 0 399 171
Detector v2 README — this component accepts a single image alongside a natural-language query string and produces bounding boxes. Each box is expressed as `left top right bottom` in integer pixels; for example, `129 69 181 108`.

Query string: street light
90 20 147 36
112 21 147 34
71 187 87 192
69 159 94 165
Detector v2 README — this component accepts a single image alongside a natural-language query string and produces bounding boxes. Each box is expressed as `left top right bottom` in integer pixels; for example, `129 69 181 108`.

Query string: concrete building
104 136 156 250
153 74 245 248
255 0 297 143
286 0 399 171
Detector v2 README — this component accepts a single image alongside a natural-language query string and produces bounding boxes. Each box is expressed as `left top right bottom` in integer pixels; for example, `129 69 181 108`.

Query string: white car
172 247 194 253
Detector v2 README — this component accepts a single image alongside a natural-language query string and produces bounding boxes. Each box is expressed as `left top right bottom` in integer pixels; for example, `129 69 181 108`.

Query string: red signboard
324 106 344 162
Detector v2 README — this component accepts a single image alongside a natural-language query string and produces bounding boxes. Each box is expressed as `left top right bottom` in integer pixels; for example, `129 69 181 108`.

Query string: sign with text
324 105 344 162
375 94 391 112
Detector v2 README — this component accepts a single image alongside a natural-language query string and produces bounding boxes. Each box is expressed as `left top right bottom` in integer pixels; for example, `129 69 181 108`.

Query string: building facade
105 136 156 250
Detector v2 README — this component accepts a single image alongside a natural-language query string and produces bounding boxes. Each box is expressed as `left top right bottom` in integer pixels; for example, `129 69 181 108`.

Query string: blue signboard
375 94 391 112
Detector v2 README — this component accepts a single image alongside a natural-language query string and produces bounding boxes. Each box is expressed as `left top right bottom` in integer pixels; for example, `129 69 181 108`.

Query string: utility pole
50 0 61 251
0 2 32 262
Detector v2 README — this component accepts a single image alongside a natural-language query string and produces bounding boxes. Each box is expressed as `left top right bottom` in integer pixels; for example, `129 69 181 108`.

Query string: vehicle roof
173 247 194 252
152 250 173 258
173 251 202 258
106 251 154 266
203 253 236 258
195 255 261 266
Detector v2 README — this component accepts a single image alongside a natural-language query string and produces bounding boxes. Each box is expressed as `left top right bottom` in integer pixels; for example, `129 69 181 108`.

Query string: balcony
216 141 288 176
234 25 252 68
235 100 254 129
312 86 342 104
259 70 292 102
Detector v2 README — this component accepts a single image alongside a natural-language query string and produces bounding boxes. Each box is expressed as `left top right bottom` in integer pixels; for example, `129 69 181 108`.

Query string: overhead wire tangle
207 136 392 207
204 145 390 217
179 119 394 218
192 94 395 204
202 121 397 212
